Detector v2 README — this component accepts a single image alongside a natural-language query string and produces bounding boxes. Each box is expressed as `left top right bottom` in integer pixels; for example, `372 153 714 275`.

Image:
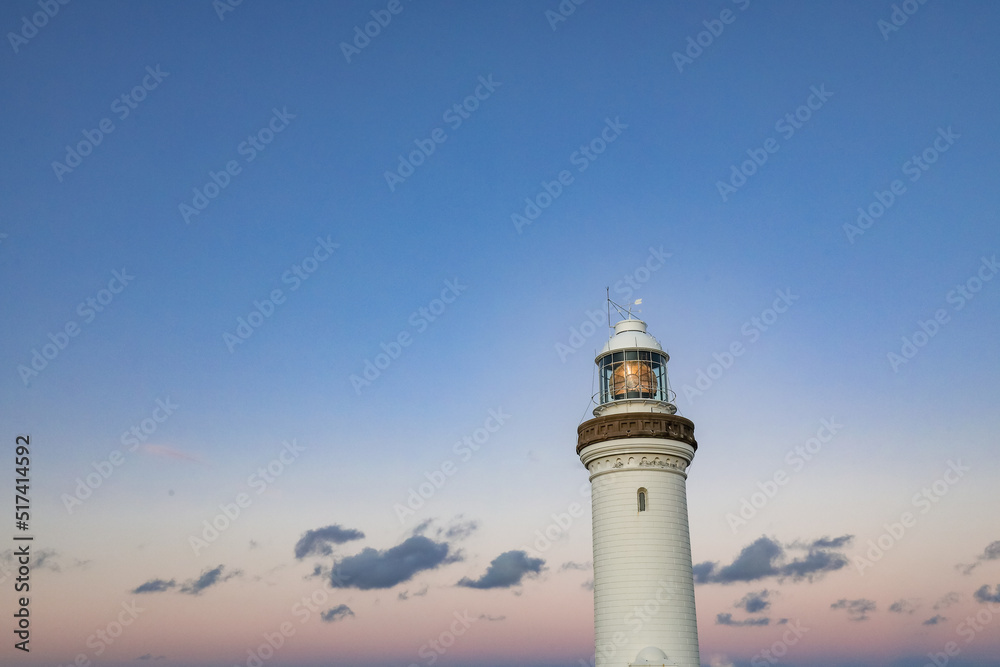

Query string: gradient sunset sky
2 1 1000 666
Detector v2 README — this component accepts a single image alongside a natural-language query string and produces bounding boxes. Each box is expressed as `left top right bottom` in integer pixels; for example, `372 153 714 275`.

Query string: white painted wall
581 437 700 667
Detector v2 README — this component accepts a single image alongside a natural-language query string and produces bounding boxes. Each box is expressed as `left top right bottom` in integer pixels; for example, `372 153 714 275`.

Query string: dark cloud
180 565 239 595
974 584 1000 604
924 615 946 625
294 525 365 559
781 548 849 581
478 614 506 621
1 548 62 572
810 535 853 549
889 599 918 614
560 561 591 572
441 519 479 541
131 578 176 594
736 590 771 613
692 562 717 584
135 654 166 661
694 536 851 584
398 583 430 601
412 519 434 537
320 605 354 622
934 592 961 610
411 517 479 542
331 535 456 590
831 598 875 621
457 550 545 590
958 540 1000 575
582 579 594 591
716 613 770 626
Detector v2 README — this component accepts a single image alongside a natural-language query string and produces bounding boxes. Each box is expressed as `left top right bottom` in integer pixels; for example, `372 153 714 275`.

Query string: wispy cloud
320 605 354 622
716 613 770 626
141 444 203 462
831 598 875 621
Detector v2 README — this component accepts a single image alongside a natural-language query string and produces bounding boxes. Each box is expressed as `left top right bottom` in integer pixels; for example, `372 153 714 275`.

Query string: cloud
1 548 62 573
294 525 365 559
582 579 594 591
973 584 1000 604
889 599 918 614
934 592 961 610
694 536 851 584
735 590 772 613
560 561 591 572
781 549 849 581
716 613 770 626
958 540 1000 575
478 614 506 621
441 518 479 541
320 605 354 622
141 444 203 462
457 550 545 589
709 656 735 667
135 654 166 660
132 578 176 594
831 598 875 621
331 536 457 590
810 535 853 549
179 565 239 595
924 615 946 625
411 517 479 542
398 583 430 601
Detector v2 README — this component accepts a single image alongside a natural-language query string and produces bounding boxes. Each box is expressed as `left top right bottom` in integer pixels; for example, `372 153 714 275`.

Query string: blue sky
2 1 1000 666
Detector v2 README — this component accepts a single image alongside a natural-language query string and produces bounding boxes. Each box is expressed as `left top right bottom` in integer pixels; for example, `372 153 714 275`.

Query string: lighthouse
577 315 700 667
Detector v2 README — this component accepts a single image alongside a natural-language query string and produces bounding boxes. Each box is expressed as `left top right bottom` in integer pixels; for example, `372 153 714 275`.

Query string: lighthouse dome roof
597 318 665 358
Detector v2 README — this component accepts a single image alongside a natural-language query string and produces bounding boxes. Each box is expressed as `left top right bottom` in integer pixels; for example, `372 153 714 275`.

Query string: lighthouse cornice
577 412 697 455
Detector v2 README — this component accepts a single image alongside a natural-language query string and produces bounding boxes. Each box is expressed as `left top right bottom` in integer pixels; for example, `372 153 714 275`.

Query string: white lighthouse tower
577 313 700 667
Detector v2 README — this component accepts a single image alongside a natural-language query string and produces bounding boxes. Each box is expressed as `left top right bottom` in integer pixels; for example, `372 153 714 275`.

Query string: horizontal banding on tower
577 413 697 455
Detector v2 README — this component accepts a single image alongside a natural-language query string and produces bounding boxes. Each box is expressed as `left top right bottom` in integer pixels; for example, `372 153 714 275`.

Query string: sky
1 1 1000 666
